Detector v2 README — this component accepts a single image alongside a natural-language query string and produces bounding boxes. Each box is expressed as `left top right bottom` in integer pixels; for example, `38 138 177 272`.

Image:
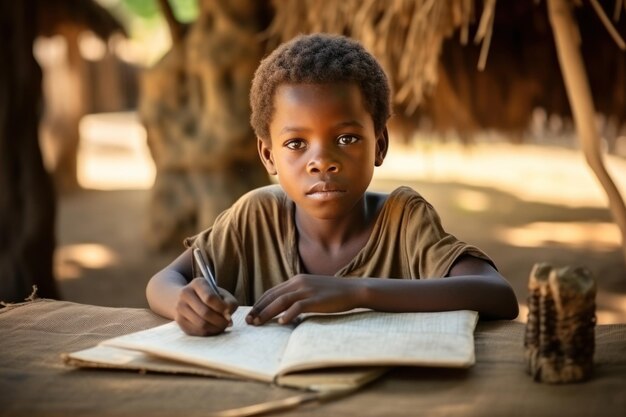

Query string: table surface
1 299 624 417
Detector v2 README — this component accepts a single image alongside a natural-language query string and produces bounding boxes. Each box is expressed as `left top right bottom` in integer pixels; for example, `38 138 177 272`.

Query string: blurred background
2 0 625 323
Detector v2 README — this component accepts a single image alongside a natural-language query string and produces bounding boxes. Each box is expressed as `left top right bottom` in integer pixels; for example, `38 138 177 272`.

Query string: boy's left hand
246 274 363 325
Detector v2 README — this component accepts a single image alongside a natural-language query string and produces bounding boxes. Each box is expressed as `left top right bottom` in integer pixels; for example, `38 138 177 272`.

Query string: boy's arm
363 255 519 319
146 249 193 319
146 248 238 336
246 255 519 325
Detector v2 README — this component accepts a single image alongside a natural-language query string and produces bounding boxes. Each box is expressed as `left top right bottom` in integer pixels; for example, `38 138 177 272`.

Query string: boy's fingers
248 281 293 320
180 282 230 330
217 288 238 325
192 279 237 326
252 290 307 325
275 299 311 324
191 278 231 312
176 306 225 336
248 292 276 322
218 288 239 313
187 294 231 329
175 279 238 336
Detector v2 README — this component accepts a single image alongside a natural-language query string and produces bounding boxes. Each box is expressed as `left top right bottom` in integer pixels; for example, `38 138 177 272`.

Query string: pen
193 247 223 300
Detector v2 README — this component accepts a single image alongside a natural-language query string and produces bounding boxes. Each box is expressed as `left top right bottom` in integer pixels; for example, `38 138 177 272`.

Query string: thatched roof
36 0 126 39
266 0 626 130
266 0 471 113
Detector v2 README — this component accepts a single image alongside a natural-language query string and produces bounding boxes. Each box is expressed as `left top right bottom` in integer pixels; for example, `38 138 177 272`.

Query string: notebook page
278 310 478 375
102 306 294 382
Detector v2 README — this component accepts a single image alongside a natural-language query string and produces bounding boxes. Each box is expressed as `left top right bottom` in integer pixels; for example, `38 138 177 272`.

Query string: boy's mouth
306 182 346 198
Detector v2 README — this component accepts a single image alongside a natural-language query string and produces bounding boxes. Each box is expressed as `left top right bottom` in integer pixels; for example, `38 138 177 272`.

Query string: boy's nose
306 151 340 175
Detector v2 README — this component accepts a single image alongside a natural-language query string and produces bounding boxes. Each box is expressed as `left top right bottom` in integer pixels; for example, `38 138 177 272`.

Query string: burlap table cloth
1 299 624 416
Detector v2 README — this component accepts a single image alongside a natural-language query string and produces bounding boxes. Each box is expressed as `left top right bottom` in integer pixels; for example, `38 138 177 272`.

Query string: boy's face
258 82 387 220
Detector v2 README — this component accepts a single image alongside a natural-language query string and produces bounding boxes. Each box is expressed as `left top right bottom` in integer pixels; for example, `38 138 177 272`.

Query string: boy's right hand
174 277 238 336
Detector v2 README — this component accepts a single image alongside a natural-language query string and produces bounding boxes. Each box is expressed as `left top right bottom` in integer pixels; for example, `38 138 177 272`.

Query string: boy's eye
285 139 306 150
337 135 359 145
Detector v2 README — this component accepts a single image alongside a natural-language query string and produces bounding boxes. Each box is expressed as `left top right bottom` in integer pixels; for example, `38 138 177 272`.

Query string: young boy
146 33 519 336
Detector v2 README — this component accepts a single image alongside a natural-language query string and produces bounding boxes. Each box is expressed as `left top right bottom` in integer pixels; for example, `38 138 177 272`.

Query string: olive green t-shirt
185 184 493 305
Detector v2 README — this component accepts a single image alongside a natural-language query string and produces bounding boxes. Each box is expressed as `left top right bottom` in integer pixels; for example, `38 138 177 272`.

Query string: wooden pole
0 0 59 301
548 0 626 264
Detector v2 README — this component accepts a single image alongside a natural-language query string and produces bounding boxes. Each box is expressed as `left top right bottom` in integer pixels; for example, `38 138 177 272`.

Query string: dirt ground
54 140 626 324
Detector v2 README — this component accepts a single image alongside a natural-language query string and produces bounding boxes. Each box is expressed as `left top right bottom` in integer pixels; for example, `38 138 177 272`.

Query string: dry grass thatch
266 0 626 121
37 0 126 39
266 0 479 114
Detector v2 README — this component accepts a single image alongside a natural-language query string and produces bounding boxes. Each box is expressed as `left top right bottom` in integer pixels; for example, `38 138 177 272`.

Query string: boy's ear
257 137 277 175
375 127 389 166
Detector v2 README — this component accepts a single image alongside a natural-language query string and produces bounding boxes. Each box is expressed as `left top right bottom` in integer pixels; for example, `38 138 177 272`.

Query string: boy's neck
296 213 365 253
294 193 383 260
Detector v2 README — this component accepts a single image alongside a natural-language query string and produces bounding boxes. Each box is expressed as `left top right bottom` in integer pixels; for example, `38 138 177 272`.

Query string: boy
146 34 519 336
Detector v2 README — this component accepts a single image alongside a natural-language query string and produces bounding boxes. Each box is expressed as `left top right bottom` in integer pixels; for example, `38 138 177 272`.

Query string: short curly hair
250 33 391 141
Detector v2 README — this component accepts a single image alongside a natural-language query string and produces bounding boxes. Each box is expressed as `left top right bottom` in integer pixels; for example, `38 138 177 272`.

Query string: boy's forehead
273 82 364 105
268 82 377 137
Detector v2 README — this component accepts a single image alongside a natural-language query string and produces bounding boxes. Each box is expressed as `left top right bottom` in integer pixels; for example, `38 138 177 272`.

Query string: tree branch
157 0 184 44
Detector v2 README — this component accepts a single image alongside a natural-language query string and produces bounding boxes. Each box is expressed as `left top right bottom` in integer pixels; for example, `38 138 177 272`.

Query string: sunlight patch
78 112 155 190
495 222 620 251
55 244 119 280
453 189 490 212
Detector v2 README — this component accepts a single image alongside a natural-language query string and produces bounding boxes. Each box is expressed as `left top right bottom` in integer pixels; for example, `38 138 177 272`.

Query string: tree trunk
0 0 59 302
548 0 626 264
141 0 272 250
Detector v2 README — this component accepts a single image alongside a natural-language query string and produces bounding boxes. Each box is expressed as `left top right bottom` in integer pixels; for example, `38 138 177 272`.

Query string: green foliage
121 0 198 22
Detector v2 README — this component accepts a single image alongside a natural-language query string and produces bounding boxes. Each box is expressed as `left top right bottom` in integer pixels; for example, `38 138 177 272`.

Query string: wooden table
1 299 624 416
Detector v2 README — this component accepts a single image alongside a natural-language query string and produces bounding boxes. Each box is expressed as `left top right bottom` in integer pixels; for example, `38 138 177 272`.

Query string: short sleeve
183 209 250 304
406 198 494 279
181 185 297 305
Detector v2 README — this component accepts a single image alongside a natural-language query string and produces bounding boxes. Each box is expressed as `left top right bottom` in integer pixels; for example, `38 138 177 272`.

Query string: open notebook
64 307 478 391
